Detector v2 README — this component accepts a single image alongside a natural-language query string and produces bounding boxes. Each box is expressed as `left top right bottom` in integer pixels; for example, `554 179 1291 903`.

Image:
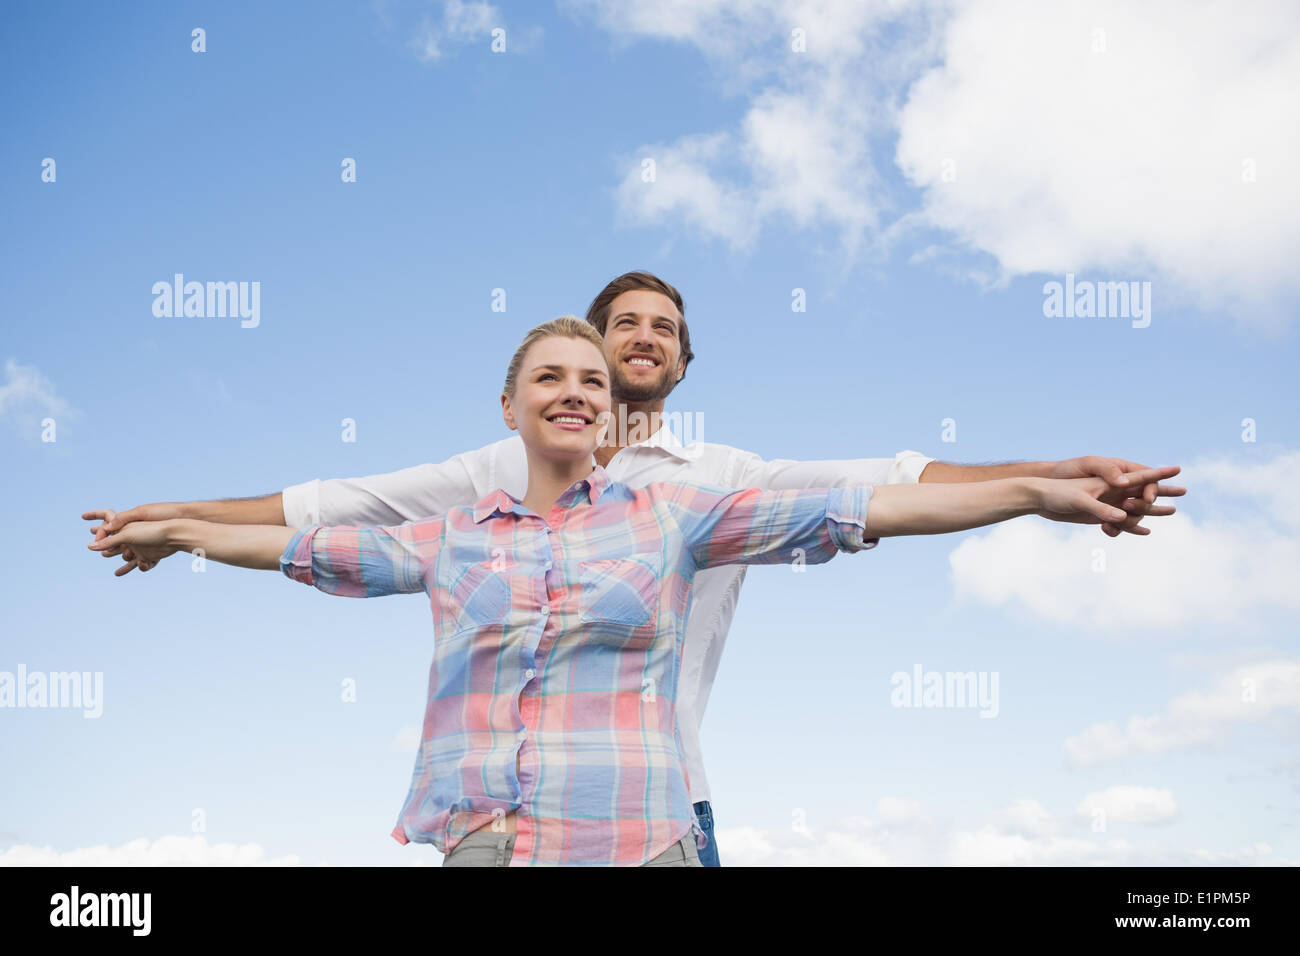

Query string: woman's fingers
1085 495 1130 523
114 558 140 577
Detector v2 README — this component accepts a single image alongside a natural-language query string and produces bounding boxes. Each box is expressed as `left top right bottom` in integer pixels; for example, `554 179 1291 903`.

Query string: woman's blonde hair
502 316 607 399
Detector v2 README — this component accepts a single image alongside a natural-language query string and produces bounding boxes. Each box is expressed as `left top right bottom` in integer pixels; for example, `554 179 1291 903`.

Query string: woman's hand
1034 476 1176 534
86 518 182 566
84 505 189 575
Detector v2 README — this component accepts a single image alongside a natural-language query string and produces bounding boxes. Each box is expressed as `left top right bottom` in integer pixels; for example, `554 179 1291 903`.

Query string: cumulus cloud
392 723 421 752
393 0 547 62
573 0 938 255
896 0 1300 323
948 451 1300 630
1065 657 1300 767
716 795 1286 865
571 0 1299 324
0 358 77 425
1075 786 1178 825
0 834 304 866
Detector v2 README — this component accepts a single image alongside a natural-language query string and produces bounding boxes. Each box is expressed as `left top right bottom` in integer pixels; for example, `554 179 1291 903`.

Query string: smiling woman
84 315 1155 867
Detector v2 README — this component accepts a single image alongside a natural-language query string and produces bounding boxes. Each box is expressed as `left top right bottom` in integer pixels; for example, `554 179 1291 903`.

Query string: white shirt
282 423 934 803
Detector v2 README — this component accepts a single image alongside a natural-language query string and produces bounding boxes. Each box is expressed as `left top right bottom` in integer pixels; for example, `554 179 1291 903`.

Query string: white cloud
0 358 77 424
948 827 1128 866
411 0 499 62
895 0 1300 323
0 834 303 866
575 0 936 254
715 795 1287 865
947 451 1300 630
1065 657 1300 767
392 723 421 752
572 0 1299 324
989 797 1058 837
719 816 896 865
876 795 930 826
1075 785 1178 824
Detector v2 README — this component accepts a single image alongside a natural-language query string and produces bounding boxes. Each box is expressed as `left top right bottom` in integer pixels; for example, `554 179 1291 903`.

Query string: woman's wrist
1020 477 1049 515
164 517 199 551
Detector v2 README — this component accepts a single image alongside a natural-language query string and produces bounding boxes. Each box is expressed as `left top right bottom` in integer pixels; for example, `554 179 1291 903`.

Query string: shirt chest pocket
447 559 516 637
578 555 662 644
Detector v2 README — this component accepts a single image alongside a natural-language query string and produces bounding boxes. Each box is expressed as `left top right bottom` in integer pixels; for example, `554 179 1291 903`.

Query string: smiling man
85 270 1183 866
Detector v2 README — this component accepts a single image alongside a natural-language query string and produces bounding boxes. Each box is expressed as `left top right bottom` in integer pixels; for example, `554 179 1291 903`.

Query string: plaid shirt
279 463 877 865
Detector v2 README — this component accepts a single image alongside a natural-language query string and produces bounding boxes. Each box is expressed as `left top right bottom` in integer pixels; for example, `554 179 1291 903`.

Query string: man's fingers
1119 523 1152 536
1115 465 1181 487
114 559 140 577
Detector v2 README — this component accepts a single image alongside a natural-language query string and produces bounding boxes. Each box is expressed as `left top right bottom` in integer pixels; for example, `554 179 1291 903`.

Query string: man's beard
610 365 674 403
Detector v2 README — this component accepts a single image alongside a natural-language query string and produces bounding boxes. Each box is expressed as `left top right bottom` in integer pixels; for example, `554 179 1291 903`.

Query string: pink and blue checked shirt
279 463 878 866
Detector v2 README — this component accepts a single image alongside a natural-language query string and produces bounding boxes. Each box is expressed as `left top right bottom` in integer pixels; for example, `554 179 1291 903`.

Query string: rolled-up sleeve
279 517 443 596
654 481 878 570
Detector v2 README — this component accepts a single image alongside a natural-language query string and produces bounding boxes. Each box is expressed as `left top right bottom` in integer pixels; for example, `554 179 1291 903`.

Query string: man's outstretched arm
918 456 1186 536
84 447 494 576
83 494 287 575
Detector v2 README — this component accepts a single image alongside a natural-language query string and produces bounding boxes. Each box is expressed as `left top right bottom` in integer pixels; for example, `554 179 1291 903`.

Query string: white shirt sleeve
280 445 496 528
728 448 935 490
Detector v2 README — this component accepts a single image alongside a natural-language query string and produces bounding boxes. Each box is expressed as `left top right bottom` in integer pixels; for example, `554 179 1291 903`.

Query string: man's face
600 289 686 403
502 335 611 463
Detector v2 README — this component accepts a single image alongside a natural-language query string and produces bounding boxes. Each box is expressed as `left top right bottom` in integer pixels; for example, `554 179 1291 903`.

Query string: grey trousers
443 829 702 867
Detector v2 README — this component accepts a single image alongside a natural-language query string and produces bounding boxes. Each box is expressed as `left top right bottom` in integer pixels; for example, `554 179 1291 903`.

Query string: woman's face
503 336 611 463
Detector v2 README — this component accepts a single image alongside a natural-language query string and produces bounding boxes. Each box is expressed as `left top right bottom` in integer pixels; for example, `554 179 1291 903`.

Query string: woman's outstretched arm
657 474 1151 570
88 518 296 570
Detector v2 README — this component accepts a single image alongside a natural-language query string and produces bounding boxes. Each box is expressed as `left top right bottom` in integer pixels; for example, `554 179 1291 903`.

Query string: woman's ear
501 393 516 431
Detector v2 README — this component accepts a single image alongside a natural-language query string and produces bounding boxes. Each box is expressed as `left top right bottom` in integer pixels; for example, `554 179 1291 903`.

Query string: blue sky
2 0 1297 865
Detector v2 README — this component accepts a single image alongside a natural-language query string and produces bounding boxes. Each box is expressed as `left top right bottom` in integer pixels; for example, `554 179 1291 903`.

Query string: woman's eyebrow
531 364 607 376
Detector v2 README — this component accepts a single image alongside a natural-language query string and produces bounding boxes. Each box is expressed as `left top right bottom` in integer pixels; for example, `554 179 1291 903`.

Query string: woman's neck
521 454 597 518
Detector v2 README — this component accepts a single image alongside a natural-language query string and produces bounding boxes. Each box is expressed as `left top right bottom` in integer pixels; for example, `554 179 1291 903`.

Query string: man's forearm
166 519 297 570
180 493 287 526
918 460 1056 483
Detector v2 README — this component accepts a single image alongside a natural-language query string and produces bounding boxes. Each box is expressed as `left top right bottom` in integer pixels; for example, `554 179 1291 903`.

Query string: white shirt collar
628 417 703 461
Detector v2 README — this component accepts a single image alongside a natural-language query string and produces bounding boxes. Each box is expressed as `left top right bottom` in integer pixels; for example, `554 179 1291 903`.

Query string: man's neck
594 398 666 468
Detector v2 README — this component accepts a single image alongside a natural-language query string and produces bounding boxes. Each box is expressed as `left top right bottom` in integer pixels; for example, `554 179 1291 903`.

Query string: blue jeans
694 801 720 867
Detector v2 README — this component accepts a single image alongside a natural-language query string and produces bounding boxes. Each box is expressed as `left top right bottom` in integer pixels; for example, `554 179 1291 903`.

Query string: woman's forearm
866 478 1044 537
166 518 298 570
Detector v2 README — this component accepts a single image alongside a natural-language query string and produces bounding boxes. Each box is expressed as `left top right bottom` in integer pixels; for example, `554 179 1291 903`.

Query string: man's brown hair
584 272 695 385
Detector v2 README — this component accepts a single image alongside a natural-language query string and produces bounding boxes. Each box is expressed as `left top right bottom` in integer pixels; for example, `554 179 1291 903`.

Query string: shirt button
517 730 527 742
524 668 535 680
543 560 552 570
540 606 549 616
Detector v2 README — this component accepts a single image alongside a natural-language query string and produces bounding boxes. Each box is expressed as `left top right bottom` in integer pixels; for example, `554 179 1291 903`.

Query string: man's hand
86 518 182 567
83 503 188 575
1049 457 1186 536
